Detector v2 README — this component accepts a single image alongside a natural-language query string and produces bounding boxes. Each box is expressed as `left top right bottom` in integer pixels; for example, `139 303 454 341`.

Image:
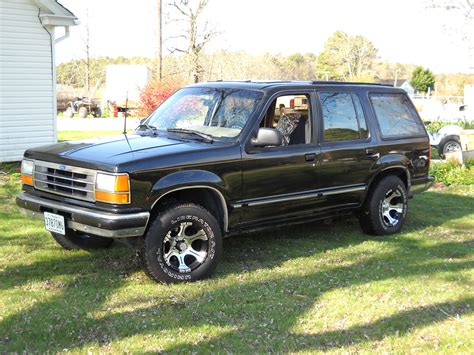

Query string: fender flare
149 170 229 231
367 159 411 194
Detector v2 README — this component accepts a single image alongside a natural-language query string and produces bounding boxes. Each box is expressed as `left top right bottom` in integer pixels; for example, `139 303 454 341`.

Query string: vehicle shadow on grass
1 238 471 352
0 190 473 351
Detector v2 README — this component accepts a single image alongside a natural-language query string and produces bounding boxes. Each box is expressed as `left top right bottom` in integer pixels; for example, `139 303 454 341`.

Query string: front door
240 91 322 227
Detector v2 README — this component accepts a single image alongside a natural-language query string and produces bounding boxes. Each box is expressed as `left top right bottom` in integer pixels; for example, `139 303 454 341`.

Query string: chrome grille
33 161 96 202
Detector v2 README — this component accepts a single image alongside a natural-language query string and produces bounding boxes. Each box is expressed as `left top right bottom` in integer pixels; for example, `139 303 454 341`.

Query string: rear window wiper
135 123 158 136
167 128 214 143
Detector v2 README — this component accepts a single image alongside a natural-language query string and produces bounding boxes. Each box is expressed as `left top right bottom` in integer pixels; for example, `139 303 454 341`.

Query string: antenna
123 92 128 134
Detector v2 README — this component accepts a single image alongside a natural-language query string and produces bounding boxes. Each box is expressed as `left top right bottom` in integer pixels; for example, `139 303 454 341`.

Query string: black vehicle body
17 81 433 241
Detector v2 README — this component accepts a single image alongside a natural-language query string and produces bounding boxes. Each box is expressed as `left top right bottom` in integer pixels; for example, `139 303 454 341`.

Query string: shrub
425 120 474 133
139 81 181 117
430 161 474 186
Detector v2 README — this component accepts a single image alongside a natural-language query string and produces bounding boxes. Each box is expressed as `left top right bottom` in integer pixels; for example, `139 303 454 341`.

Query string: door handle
366 148 380 159
305 153 316 162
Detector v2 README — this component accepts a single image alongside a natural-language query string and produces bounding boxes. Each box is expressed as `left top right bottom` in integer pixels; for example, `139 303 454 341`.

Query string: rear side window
319 92 368 142
370 93 425 138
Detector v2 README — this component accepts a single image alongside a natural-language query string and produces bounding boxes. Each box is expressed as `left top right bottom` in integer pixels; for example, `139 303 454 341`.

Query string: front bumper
409 176 435 197
16 192 149 238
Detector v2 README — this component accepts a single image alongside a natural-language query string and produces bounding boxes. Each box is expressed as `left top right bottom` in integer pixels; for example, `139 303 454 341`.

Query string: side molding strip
232 185 366 208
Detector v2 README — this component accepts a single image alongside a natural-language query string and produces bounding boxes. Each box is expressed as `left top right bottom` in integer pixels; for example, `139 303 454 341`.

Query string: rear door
316 89 376 209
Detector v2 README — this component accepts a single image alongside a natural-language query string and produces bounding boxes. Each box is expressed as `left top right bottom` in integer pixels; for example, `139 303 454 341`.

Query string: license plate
44 212 65 235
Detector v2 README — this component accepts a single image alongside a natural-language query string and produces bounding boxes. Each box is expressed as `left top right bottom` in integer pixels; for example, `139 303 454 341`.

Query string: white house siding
0 0 55 162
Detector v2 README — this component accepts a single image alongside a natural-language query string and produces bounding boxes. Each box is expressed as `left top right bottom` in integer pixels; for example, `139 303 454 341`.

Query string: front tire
51 230 114 250
78 106 88 118
142 203 222 283
64 107 74 118
359 176 408 235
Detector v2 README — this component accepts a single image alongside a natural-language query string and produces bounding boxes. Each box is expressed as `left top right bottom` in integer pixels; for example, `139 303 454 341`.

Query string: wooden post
157 0 163 81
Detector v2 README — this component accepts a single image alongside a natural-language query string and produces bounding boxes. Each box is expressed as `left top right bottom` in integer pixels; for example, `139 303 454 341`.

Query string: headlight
20 159 34 185
95 173 130 204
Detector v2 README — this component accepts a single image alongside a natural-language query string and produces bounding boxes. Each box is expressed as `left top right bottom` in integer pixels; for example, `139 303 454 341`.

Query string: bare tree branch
166 0 217 83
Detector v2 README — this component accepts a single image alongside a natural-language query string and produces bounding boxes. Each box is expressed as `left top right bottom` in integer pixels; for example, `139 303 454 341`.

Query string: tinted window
370 94 425 138
147 88 262 139
320 92 359 142
352 94 369 139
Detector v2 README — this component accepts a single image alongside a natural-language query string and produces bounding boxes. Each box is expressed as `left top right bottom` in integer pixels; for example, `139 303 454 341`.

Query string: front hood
25 133 188 169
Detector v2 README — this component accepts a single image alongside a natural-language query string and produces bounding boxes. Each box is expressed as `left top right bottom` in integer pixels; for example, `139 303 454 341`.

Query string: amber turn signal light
114 175 130 192
20 174 33 185
95 191 129 204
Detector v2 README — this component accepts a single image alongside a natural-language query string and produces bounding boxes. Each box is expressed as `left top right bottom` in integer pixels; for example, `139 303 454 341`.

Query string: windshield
145 87 263 139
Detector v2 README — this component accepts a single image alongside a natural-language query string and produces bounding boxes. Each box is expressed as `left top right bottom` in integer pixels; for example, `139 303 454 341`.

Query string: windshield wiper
136 123 158 136
167 128 214 143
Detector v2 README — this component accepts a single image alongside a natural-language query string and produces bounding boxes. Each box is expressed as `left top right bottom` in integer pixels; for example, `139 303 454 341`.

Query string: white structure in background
379 79 415 97
465 85 474 108
397 80 415 97
0 0 78 163
104 64 151 113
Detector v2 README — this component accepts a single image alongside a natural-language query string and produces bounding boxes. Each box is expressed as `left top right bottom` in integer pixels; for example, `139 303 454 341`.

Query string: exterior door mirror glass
250 128 283 147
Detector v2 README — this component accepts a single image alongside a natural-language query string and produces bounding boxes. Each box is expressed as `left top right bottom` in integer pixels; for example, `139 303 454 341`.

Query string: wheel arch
150 185 229 233
438 134 461 153
366 165 410 201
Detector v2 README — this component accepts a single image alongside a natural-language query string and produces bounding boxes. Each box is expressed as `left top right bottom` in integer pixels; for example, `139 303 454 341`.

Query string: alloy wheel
160 221 209 273
381 188 404 227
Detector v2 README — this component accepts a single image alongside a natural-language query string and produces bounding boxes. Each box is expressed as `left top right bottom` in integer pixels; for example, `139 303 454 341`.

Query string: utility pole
157 0 163 81
394 69 400 87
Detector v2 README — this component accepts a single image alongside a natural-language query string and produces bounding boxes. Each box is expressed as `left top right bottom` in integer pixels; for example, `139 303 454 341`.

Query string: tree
316 31 378 81
410 67 436 93
373 61 417 82
167 0 217 83
428 0 473 65
139 80 181 115
428 0 473 26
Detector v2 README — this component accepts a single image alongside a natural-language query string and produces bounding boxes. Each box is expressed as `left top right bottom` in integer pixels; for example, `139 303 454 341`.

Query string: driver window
262 94 312 145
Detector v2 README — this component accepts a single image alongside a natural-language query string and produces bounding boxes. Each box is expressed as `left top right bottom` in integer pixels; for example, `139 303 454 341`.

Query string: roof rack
311 80 391 87
205 80 393 87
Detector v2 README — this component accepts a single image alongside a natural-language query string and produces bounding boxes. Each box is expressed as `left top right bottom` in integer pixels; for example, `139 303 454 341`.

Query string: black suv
17 81 433 283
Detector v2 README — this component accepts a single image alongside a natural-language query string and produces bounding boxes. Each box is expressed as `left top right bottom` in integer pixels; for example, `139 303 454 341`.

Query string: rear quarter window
369 93 425 138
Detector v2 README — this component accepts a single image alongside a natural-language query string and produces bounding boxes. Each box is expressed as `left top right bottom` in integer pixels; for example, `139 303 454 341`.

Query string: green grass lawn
0 166 473 352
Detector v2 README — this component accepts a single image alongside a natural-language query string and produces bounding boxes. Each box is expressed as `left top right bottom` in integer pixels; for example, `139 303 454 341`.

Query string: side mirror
250 128 283 147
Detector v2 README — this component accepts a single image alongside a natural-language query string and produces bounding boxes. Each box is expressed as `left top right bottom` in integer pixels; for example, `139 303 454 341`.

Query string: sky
56 0 473 74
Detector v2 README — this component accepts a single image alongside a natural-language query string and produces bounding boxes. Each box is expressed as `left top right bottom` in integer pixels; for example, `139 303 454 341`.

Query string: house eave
39 13 79 27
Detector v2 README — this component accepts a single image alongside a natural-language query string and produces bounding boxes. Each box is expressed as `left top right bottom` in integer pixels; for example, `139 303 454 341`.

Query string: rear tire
438 135 461 159
141 203 222 283
51 230 114 250
92 107 102 118
359 176 408 235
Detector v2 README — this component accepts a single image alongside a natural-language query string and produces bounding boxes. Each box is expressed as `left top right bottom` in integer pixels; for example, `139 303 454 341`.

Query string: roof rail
204 80 394 87
311 80 391 87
